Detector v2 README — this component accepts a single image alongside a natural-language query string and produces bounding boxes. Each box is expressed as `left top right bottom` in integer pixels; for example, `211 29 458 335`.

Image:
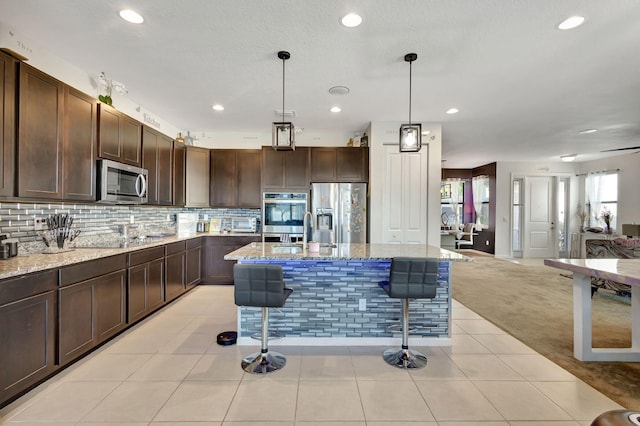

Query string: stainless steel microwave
97 159 148 204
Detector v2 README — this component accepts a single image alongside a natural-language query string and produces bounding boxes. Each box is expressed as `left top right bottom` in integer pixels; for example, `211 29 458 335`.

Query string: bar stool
234 264 293 374
378 257 439 369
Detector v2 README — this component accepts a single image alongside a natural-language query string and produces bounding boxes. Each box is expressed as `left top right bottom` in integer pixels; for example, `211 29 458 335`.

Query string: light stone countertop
224 242 472 261
544 258 640 287
0 233 259 281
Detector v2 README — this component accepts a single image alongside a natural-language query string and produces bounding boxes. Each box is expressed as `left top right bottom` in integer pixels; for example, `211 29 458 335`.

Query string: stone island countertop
224 242 472 261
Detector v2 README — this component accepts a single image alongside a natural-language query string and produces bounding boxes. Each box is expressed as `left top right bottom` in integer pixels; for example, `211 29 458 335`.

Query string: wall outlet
485 240 490 245
34 218 47 231
358 298 366 311
129 215 135 224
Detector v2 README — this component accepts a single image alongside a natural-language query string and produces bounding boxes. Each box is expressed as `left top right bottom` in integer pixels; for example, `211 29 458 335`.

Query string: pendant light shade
272 50 295 151
399 53 421 152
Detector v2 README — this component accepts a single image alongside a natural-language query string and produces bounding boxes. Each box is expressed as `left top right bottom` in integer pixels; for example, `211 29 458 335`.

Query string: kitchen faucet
302 211 313 250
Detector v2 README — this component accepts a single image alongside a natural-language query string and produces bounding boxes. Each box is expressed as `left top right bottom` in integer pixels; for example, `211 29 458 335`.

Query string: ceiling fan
600 146 640 153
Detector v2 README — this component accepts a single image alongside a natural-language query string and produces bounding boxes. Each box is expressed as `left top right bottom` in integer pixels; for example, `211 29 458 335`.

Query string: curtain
472 175 488 228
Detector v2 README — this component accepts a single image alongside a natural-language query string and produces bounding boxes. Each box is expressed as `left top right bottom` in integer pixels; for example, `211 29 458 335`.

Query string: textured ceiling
2 0 640 168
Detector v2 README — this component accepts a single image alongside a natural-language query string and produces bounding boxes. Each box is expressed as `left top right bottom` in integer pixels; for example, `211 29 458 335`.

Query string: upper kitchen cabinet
210 149 261 208
310 147 369 183
262 146 309 191
17 64 97 201
185 146 210 207
142 126 173 205
98 103 142 167
0 51 16 198
173 141 186 206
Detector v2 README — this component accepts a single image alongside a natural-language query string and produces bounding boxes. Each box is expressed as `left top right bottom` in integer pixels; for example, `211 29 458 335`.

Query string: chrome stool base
383 348 428 369
241 351 287 374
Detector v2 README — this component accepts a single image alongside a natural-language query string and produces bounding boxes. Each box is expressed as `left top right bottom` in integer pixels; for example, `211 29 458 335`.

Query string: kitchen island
224 242 471 346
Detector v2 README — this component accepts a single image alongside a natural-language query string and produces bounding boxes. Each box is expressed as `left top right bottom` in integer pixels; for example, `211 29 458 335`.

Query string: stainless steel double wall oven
262 192 308 240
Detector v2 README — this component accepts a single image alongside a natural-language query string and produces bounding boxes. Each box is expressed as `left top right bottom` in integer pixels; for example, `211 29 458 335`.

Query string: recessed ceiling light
561 154 577 162
212 104 224 111
558 16 585 30
330 106 341 113
446 108 459 114
340 13 362 28
119 9 144 24
578 128 598 134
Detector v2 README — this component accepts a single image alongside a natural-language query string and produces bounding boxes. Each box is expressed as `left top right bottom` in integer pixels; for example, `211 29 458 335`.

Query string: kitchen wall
0 201 260 251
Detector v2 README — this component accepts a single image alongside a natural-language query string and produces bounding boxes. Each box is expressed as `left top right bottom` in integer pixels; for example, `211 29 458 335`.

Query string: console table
544 258 640 361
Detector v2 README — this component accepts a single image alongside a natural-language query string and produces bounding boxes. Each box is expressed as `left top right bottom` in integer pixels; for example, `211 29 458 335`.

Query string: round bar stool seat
234 264 293 374
378 257 439 369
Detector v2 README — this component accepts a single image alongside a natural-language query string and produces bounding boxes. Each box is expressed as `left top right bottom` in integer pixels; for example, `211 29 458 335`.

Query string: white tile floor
0 285 624 425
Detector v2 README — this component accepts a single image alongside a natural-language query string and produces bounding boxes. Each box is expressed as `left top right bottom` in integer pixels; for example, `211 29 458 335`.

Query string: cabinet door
97 103 121 161
63 87 96 201
157 134 173 205
237 150 262 207
173 142 186 206
310 148 337 182
284 147 309 189
262 147 285 189
17 64 63 199
0 291 56 404
337 147 368 182
185 146 210 207
165 251 185 302
0 51 16 197
128 258 164 323
142 127 159 204
186 246 201 287
210 150 237 207
94 269 127 342
121 114 142 166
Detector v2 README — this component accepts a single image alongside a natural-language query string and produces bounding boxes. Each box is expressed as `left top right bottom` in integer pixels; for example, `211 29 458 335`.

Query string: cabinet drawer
166 241 186 255
128 246 165 266
59 254 127 287
0 269 57 306
186 237 201 250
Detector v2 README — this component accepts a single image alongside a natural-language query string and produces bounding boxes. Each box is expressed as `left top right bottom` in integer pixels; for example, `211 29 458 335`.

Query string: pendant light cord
282 56 286 122
408 59 412 125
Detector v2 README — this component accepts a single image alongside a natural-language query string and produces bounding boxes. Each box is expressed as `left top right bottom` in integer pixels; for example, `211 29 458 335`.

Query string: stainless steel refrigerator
310 183 367 244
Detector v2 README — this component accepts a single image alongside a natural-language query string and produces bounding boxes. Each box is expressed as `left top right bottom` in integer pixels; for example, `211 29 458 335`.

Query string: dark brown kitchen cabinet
17 64 97 201
173 141 186 206
185 146 210 207
0 270 57 406
142 126 173 205
128 247 165 323
165 241 186 302
58 255 127 366
262 146 309 191
310 147 369 183
98 103 142 166
201 235 260 284
210 149 261 208
186 237 202 288
0 51 16 197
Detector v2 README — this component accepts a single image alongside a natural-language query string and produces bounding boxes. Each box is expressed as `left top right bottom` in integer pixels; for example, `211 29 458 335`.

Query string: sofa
585 238 640 296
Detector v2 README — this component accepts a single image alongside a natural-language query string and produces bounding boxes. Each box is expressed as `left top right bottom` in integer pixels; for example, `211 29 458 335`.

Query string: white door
381 145 428 244
523 176 557 258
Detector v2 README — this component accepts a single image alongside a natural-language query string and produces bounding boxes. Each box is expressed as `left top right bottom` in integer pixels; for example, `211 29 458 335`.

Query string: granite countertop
544 258 640 287
0 234 204 281
224 242 472 261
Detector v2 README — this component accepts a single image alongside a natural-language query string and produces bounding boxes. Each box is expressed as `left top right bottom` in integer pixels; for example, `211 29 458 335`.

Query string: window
441 180 464 228
585 172 618 231
472 175 489 229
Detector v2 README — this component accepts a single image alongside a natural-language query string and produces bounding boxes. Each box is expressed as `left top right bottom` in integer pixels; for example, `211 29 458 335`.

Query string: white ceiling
2 0 640 168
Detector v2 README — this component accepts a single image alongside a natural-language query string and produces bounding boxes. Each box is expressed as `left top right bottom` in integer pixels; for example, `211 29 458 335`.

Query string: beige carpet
452 254 640 409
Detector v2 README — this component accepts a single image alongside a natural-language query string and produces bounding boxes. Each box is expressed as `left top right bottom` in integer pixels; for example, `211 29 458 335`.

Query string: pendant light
399 53 421 152
272 50 295 151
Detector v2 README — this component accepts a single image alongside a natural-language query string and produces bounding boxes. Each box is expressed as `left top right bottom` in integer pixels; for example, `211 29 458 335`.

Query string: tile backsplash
0 201 260 251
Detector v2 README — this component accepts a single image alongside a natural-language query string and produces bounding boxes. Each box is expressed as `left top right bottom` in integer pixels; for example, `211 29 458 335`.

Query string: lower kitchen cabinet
165 241 186 302
128 246 165 323
186 237 202 288
58 255 127 366
0 270 57 405
202 235 260 284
